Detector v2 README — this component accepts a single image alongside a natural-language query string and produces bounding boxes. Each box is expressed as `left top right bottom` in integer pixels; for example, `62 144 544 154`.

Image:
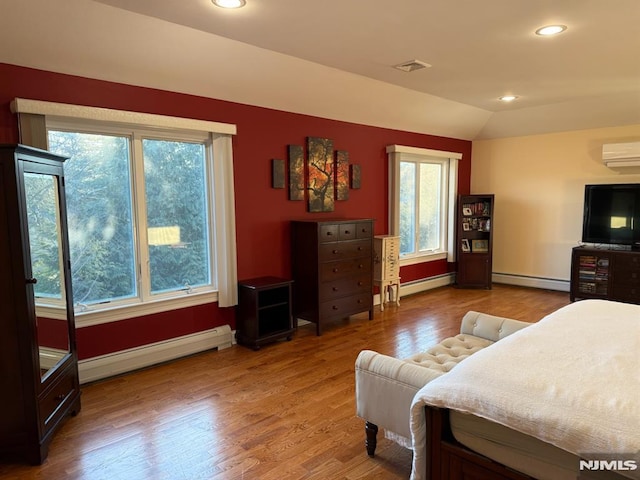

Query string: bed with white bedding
409 299 640 480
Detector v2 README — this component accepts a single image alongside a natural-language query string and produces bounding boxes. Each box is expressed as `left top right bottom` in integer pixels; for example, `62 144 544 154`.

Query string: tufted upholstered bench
354 311 531 456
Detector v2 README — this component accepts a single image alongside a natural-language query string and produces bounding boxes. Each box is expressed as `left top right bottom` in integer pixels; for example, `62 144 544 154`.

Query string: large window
11 98 239 326
48 128 214 310
399 160 444 255
388 145 460 265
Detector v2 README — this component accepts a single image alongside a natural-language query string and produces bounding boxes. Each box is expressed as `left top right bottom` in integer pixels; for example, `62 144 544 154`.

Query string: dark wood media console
570 246 640 304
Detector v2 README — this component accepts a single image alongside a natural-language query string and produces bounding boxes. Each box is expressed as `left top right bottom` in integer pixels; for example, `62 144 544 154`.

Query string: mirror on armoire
23 171 72 381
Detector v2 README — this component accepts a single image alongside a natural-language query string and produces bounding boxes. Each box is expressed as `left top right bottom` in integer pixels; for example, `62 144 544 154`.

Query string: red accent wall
37 317 70 350
0 63 471 360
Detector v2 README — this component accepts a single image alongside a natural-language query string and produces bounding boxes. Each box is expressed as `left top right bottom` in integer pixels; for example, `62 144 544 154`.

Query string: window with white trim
11 98 238 326
48 125 214 308
387 145 460 265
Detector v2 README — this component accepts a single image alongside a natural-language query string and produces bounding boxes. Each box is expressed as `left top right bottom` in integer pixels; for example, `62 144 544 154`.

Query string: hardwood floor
0 284 570 480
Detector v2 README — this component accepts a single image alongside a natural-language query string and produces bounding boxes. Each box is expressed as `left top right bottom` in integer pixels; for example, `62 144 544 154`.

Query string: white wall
471 124 640 289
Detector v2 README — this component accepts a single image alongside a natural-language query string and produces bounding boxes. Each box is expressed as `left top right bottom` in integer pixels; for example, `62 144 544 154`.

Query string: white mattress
450 410 630 480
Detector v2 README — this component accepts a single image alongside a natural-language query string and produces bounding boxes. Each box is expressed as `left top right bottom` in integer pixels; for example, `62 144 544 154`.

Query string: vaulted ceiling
2 0 639 140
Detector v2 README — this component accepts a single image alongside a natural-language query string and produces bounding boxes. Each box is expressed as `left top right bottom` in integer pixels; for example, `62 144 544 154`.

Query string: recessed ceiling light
499 95 518 102
212 0 246 8
535 25 567 36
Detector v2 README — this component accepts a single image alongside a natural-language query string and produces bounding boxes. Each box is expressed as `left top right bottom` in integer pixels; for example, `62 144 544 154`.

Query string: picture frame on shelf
463 222 471 231
472 239 489 252
462 207 473 216
461 238 471 252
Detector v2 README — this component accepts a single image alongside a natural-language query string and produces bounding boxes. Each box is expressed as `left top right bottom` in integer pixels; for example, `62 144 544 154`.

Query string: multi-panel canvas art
276 139 361 211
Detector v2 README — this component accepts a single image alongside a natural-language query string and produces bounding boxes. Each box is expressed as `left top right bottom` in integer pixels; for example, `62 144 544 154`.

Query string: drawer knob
357 299 362 304
357 246 363 251
326 231 333 236
358 281 363 286
333 249 339 254
332 287 338 291
56 393 65 402
333 268 339 273
332 305 338 310
358 264 364 269
344 230 350 235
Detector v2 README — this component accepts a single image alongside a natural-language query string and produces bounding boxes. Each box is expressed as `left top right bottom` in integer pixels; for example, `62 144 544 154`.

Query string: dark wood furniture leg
365 421 378 457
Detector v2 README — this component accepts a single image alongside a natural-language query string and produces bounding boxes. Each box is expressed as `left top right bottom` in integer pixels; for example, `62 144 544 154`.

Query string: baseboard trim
374 274 455 306
373 272 569 303
492 273 570 292
78 325 233 384
398 273 455 298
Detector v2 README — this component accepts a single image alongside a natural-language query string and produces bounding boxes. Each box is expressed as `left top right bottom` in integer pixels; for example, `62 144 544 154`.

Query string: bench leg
365 421 378 457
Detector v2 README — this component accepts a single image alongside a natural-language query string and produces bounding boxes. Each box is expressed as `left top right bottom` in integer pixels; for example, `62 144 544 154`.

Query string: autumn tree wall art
307 137 335 212
279 137 360 212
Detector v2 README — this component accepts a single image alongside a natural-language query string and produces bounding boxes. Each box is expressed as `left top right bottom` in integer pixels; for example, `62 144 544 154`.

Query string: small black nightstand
236 276 295 350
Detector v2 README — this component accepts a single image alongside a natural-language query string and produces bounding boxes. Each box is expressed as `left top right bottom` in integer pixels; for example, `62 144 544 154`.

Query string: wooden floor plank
0 284 570 480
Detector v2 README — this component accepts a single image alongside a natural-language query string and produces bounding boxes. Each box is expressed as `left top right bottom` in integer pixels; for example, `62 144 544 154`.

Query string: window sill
37 290 219 328
400 251 448 267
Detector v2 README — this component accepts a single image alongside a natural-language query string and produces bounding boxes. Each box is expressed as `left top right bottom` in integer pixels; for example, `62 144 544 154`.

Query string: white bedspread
410 299 640 480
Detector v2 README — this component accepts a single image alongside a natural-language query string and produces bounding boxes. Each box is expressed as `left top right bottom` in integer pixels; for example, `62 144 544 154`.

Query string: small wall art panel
272 159 285 188
288 144 304 201
350 164 361 189
335 150 349 200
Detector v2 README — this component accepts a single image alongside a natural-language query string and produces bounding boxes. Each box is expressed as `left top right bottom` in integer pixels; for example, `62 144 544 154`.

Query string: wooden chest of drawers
291 219 374 335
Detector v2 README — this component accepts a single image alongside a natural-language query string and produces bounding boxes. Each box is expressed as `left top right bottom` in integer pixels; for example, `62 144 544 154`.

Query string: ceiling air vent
393 59 431 72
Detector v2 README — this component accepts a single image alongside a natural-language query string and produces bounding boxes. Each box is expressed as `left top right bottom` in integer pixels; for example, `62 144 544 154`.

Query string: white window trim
13 98 238 327
387 145 460 266
11 98 236 135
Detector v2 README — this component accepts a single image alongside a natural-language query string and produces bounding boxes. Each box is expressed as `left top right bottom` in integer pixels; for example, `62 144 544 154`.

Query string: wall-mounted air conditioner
602 141 640 168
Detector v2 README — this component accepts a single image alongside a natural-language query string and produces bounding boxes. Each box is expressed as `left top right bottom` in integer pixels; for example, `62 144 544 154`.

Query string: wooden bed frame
425 406 534 480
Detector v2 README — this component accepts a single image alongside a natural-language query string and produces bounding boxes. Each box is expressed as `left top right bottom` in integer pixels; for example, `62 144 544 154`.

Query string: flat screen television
582 183 640 249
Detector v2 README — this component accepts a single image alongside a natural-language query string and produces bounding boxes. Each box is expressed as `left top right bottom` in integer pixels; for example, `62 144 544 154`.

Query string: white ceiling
1 0 639 140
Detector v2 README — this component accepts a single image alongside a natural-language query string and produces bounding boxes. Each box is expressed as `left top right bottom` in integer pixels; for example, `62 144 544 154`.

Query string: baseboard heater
492 273 569 292
78 325 233 384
